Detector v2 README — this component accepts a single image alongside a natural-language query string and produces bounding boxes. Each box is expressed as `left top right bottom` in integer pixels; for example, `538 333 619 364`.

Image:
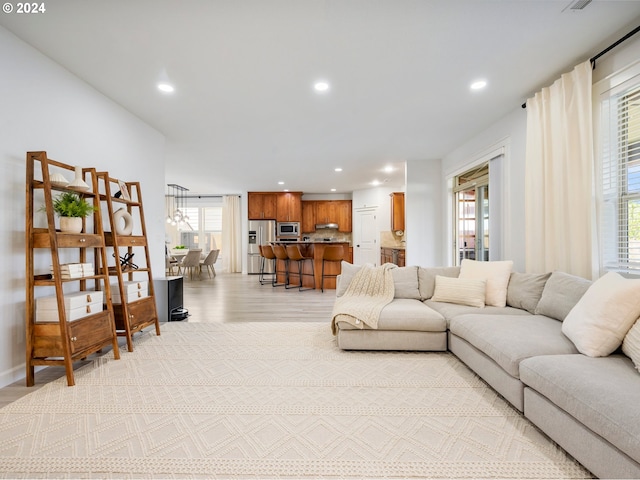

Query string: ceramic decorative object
59 216 83 233
68 166 90 191
50 172 69 187
113 208 134 235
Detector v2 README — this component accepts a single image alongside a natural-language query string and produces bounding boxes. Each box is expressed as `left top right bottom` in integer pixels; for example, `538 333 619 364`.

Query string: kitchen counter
271 241 351 289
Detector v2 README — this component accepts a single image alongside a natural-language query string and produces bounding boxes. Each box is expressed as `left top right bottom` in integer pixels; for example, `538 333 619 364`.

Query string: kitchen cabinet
301 201 316 233
315 201 337 225
390 192 405 233
314 200 352 233
276 192 302 222
381 247 405 267
336 200 352 232
248 192 277 219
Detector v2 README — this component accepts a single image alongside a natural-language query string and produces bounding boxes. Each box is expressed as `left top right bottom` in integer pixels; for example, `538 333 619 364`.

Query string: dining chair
177 249 202 280
165 255 179 276
200 249 219 278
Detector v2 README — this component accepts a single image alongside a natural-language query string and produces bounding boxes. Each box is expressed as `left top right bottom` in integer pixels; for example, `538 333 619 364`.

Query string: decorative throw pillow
431 275 486 308
562 272 640 357
506 272 551 314
622 319 640 372
458 259 513 307
391 266 421 300
336 261 361 297
535 271 591 321
417 266 461 300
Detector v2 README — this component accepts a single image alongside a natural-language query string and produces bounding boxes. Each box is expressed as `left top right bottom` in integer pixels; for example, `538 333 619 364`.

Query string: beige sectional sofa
332 263 640 479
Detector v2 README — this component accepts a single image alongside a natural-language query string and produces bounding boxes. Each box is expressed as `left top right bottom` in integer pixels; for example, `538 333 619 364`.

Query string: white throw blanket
331 263 395 335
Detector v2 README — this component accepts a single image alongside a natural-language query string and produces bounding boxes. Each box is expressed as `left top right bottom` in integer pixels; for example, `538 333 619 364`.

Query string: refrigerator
247 219 276 274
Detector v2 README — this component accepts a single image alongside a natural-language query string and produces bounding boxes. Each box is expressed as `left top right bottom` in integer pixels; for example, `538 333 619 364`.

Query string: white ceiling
2 1 640 195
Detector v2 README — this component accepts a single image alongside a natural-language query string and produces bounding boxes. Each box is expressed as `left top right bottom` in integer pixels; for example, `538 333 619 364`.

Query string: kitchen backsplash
304 229 352 244
380 230 406 248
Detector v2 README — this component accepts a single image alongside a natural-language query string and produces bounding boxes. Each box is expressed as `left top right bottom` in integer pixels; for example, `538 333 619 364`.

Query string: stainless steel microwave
277 222 300 237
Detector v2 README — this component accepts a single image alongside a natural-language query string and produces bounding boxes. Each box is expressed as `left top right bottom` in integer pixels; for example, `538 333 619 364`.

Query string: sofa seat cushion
449 314 578 377
424 300 529 325
337 299 445 332
520 354 640 463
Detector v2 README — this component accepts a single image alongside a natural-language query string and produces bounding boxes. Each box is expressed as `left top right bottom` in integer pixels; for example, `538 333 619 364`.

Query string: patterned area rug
0 322 591 479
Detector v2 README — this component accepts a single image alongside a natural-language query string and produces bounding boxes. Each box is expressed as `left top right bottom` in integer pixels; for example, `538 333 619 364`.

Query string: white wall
0 26 165 387
352 186 400 263
432 33 640 273
405 159 443 267
442 120 526 270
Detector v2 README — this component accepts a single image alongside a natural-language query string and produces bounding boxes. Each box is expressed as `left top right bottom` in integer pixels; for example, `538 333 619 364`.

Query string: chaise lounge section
331 261 640 479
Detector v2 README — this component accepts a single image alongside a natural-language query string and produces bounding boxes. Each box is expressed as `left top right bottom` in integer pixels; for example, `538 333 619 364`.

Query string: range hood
315 223 339 230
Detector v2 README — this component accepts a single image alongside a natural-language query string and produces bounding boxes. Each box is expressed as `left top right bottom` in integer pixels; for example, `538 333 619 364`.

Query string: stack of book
50 263 94 279
81 263 94 276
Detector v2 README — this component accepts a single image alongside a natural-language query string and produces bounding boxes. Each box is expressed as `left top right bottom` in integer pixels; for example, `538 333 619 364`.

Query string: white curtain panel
222 195 242 273
524 60 594 279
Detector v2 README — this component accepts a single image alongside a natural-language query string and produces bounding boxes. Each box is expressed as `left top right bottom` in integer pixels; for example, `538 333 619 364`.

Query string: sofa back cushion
418 266 460 300
622 319 640 372
391 266 421 299
506 272 551 314
562 272 640 357
336 261 362 297
459 259 513 307
337 262 420 300
534 271 591 321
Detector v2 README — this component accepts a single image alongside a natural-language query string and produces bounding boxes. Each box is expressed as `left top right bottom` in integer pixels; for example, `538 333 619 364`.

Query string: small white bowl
50 173 69 187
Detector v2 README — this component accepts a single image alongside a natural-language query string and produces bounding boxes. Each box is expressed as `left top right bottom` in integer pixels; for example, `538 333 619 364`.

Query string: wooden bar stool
258 245 276 286
321 245 345 292
272 244 289 288
286 244 315 291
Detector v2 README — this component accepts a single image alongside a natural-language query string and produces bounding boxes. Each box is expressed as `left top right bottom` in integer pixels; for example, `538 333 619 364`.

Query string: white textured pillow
622 319 640 372
459 259 513 307
562 272 640 357
431 275 486 308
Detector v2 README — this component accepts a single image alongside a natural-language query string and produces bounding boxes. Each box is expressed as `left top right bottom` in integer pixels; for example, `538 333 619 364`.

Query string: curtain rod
521 24 640 109
164 194 242 198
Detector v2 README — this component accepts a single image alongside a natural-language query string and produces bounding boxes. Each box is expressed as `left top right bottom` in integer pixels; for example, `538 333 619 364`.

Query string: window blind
203 206 222 232
600 77 640 273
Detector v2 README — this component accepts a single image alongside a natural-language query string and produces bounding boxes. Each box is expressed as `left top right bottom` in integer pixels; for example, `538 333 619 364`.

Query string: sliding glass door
454 163 489 264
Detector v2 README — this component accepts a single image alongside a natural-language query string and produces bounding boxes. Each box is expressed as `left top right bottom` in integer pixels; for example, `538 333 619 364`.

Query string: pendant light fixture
166 184 193 231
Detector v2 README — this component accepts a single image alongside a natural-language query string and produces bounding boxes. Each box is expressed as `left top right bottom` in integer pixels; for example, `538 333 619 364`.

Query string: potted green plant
51 192 97 233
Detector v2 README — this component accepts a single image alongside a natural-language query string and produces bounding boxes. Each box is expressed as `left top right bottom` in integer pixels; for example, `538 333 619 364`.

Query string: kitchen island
272 241 351 290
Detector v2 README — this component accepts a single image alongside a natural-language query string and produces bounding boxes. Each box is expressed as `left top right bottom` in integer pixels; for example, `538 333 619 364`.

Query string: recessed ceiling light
314 81 330 93
278 181 284 185
330 188 336 192
371 180 381 186
470 80 487 91
283 189 289 192
334 167 342 172
383 166 394 173
157 83 175 93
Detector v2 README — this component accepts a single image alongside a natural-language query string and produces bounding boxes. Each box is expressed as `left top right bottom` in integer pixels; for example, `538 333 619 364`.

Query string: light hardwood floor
0 272 336 407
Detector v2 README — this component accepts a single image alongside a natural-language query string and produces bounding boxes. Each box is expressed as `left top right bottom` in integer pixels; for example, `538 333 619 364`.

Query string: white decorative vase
60 217 82 233
68 166 90 191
